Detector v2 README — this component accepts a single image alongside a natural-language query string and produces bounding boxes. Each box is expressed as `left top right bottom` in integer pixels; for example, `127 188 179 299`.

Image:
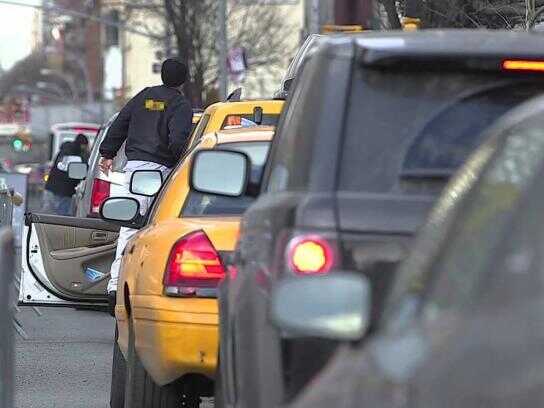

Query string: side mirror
190 150 250 197
130 170 163 197
270 273 371 341
283 78 294 93
68 162 88 180
100 197 144 229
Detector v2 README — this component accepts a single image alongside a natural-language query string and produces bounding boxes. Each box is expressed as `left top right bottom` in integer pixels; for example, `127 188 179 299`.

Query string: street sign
227 47 248 83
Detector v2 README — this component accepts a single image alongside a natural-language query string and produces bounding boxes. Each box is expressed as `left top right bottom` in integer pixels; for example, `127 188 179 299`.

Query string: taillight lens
164 230 226 296
91 179 111 214
287 235 334 275
502 59 544 72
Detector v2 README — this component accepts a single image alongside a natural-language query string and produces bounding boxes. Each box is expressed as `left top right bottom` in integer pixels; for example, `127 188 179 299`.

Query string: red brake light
287 235 334 275
91 179 110 214
73 127 99 133
164 231 226 295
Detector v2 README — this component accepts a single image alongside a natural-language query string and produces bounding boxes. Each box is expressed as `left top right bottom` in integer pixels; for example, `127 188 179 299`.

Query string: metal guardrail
0 188 13 229
0 227 14 408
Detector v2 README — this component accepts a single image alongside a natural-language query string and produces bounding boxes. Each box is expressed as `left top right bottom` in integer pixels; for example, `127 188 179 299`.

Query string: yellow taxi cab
187 99 283 148
110 125 275 408
17 98 282 408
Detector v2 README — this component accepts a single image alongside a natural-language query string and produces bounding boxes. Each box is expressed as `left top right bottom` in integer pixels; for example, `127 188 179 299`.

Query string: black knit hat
75 133 89 145
161 58 188 87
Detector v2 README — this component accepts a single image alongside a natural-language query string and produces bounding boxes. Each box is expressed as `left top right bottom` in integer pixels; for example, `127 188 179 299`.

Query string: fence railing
0 227 14 408
0 188 13 229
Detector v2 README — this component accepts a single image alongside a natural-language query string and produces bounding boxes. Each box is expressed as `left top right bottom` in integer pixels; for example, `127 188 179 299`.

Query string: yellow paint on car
115 114 279 386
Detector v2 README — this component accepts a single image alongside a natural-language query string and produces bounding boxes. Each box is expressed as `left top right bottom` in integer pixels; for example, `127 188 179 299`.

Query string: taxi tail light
286 234 335 275
90 178 110 215
164 230 226 294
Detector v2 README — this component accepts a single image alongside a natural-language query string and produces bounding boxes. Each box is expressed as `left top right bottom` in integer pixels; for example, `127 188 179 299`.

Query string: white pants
107 161 171 293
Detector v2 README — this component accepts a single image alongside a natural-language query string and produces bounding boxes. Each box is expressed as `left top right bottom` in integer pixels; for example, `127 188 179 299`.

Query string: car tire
124 318 207 408
110 325 126 408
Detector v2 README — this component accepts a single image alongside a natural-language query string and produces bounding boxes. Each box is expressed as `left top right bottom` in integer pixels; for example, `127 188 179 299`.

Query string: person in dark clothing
43 141 84 216
99 58 193 170
98 58 193 313
74 133 90 163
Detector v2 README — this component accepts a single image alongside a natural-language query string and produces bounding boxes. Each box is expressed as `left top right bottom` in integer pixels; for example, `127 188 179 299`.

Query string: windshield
339 71 544 195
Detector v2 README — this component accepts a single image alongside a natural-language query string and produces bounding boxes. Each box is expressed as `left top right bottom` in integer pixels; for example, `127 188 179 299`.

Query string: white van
49 122 100 161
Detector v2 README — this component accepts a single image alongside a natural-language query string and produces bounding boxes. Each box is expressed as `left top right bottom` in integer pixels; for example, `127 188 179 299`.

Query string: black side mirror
190 149 250 197
129 170 163 196
100 197 145 229
283 78 294 93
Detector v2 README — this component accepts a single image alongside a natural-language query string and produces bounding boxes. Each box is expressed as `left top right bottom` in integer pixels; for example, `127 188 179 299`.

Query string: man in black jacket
43 141 84 215
98 58 193 310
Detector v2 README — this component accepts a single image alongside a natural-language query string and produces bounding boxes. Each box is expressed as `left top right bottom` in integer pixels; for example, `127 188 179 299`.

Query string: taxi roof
204 99 283 115
215 126 275 145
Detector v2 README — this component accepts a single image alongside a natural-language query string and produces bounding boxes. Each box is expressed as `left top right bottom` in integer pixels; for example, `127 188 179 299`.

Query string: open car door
19 213 119 307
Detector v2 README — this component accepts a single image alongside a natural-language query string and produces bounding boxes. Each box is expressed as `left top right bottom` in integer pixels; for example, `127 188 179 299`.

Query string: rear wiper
399 168 453 181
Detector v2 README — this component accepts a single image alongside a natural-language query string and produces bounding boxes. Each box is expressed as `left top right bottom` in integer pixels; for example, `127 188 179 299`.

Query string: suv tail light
164 230 226 296
287 235 335 275
91 179 111 214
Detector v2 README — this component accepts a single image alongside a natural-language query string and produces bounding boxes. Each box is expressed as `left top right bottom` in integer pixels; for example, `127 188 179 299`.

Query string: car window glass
221 114 279 129
340 69 544 196
88 126 106 166
422 121 544 318
384 116 544 332
188 113 210 150
266 58 318 193
182 141 270 217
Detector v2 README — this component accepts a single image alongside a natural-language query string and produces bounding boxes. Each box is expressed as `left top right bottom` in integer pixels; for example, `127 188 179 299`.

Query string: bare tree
382 0 536 29
120 0 297 107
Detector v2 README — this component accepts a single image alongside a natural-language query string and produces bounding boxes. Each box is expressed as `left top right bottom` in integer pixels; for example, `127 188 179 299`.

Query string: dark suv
277 89 544 408
197 30 544 408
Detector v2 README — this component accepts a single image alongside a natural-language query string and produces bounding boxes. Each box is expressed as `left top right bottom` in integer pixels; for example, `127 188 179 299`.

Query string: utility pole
218 0 228 100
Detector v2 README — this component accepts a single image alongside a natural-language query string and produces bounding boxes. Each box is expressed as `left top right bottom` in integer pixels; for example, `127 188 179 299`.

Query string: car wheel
124 318 205 408
110 325 126 408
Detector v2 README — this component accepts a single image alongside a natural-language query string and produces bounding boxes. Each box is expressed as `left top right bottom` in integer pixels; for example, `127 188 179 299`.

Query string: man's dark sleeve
168 98 193 159
99 89 145 159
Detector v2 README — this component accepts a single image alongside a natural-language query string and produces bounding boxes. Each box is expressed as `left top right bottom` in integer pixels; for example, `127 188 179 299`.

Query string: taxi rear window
221 114 279 129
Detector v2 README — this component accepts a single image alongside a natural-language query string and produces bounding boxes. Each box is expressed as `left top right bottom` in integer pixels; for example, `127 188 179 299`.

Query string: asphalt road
10 190 114 408
14 306 115 408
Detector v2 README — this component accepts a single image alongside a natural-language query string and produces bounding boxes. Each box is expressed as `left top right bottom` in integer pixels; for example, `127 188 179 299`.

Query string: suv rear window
339 68 544 195
182 141 270 217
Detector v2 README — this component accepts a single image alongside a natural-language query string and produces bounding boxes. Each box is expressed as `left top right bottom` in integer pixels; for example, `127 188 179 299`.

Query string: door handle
91 231 108 241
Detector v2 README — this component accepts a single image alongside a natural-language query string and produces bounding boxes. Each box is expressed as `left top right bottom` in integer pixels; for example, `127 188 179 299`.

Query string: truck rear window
339 69 544 195
182 141 270 217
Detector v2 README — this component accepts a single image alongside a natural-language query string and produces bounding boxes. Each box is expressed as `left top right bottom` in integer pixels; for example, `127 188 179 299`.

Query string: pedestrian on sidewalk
98 58 193 315
43 140 85 216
